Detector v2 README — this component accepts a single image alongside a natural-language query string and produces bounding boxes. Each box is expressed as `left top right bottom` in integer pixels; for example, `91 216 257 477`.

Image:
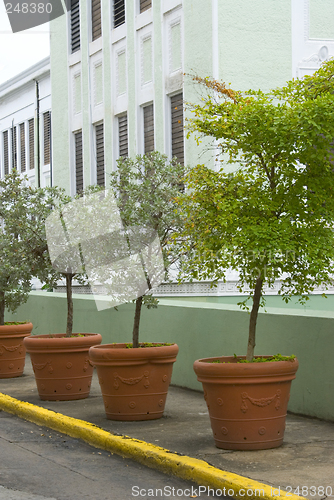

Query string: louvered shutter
96 123 105 187
171 93 184 165
75 131 83 194
92 0 102 40
28 118 34 170
20 123 26 172
71 0 80 53
140 0 151 13
118 114 128 158
143 104 154 154
3 131 9 175
43 111 51 165
114 0 125 28
12 126 17 170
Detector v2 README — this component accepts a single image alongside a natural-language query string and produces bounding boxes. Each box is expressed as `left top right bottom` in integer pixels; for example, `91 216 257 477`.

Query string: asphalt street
0 412 229 500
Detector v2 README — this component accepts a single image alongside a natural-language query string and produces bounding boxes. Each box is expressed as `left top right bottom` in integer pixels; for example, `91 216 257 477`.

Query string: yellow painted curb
0 392 307 500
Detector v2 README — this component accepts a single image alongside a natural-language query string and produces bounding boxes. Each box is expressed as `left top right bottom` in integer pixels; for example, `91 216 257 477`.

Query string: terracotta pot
23 333 102 401
0 322 33 378
193 355 299 450
89 343 179 421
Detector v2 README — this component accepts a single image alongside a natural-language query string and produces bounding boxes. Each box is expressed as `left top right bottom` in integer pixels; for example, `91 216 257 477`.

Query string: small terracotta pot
193 355 299 450
89 343 179 421
24 333 102 401
0 322 33 378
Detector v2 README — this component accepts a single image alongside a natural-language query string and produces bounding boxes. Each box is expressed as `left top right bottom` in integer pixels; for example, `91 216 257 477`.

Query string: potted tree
176 60 334 449
88 152 184 420
23 194 102 401
0 170 67 378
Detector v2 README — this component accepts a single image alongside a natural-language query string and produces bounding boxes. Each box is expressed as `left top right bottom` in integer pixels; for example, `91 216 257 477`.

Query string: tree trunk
132 296 143 349
65 273 74 337
0 292 5 326
246 276 263 361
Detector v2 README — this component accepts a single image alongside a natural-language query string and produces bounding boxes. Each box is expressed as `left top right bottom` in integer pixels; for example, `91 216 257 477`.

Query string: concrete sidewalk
0 356 333 500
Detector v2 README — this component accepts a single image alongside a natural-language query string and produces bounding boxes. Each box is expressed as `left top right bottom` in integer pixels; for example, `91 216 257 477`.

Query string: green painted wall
101 0 113 180
310 0 334 40
7 292 334 422
50 14 71 191
218 0 292 91
183 0 216 169
153 0 164 152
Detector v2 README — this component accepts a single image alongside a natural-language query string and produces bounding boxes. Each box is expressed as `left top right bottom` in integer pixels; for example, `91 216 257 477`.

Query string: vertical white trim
291 0 334 78
291 0 305 78
212 0 219 80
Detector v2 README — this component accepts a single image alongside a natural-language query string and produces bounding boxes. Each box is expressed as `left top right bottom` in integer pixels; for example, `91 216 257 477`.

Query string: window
118 114 128 158
114 0 125 28
74 131 83 194
140 0 151 13
11 125 17 170
143 104 154 154
3 131 9 175
70 0 80 53
95 122 105 187
171 92 184 165
28 118 34 170
43 111 51 165
92 0 102 40
20 123 26 172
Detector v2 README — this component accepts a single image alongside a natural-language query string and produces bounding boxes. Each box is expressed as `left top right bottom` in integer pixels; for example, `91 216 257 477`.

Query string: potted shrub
176 61 334 449
88 152 184 420
0 170 67 378
23 194 102 401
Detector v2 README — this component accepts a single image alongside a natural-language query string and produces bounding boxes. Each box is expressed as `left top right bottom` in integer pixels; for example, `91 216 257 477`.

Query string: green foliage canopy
0 170 68 325
177 61 334 359
109 152 185 346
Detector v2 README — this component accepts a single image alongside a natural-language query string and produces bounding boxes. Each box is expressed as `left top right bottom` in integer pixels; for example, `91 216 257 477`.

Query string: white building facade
48 0 333 197
0 57 52 187
47 0 334 297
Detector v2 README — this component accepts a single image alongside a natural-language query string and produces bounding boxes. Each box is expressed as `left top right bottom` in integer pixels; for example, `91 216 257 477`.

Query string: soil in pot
193 355 299 451
24 333 102 401
0 322 33 378
89 342 179 421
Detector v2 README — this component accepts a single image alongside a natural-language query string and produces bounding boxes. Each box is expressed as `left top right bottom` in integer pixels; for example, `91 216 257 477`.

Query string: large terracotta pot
23 333 102 401
193 355 299 451
0 322 33 378
89 343 179 421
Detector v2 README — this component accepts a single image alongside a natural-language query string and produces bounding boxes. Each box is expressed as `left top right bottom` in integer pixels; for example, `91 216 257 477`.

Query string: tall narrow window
171 92 184 165
74 131 83 194
95 122 105 187
43 111 51 165
3 131 9 175
11 125 17 170
71 0 80 53
28 118 35 170
118 114 128 158
20 123 26 172
114 0 125 28
143 104 154 153
140 0 151 13
92 0 102 40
